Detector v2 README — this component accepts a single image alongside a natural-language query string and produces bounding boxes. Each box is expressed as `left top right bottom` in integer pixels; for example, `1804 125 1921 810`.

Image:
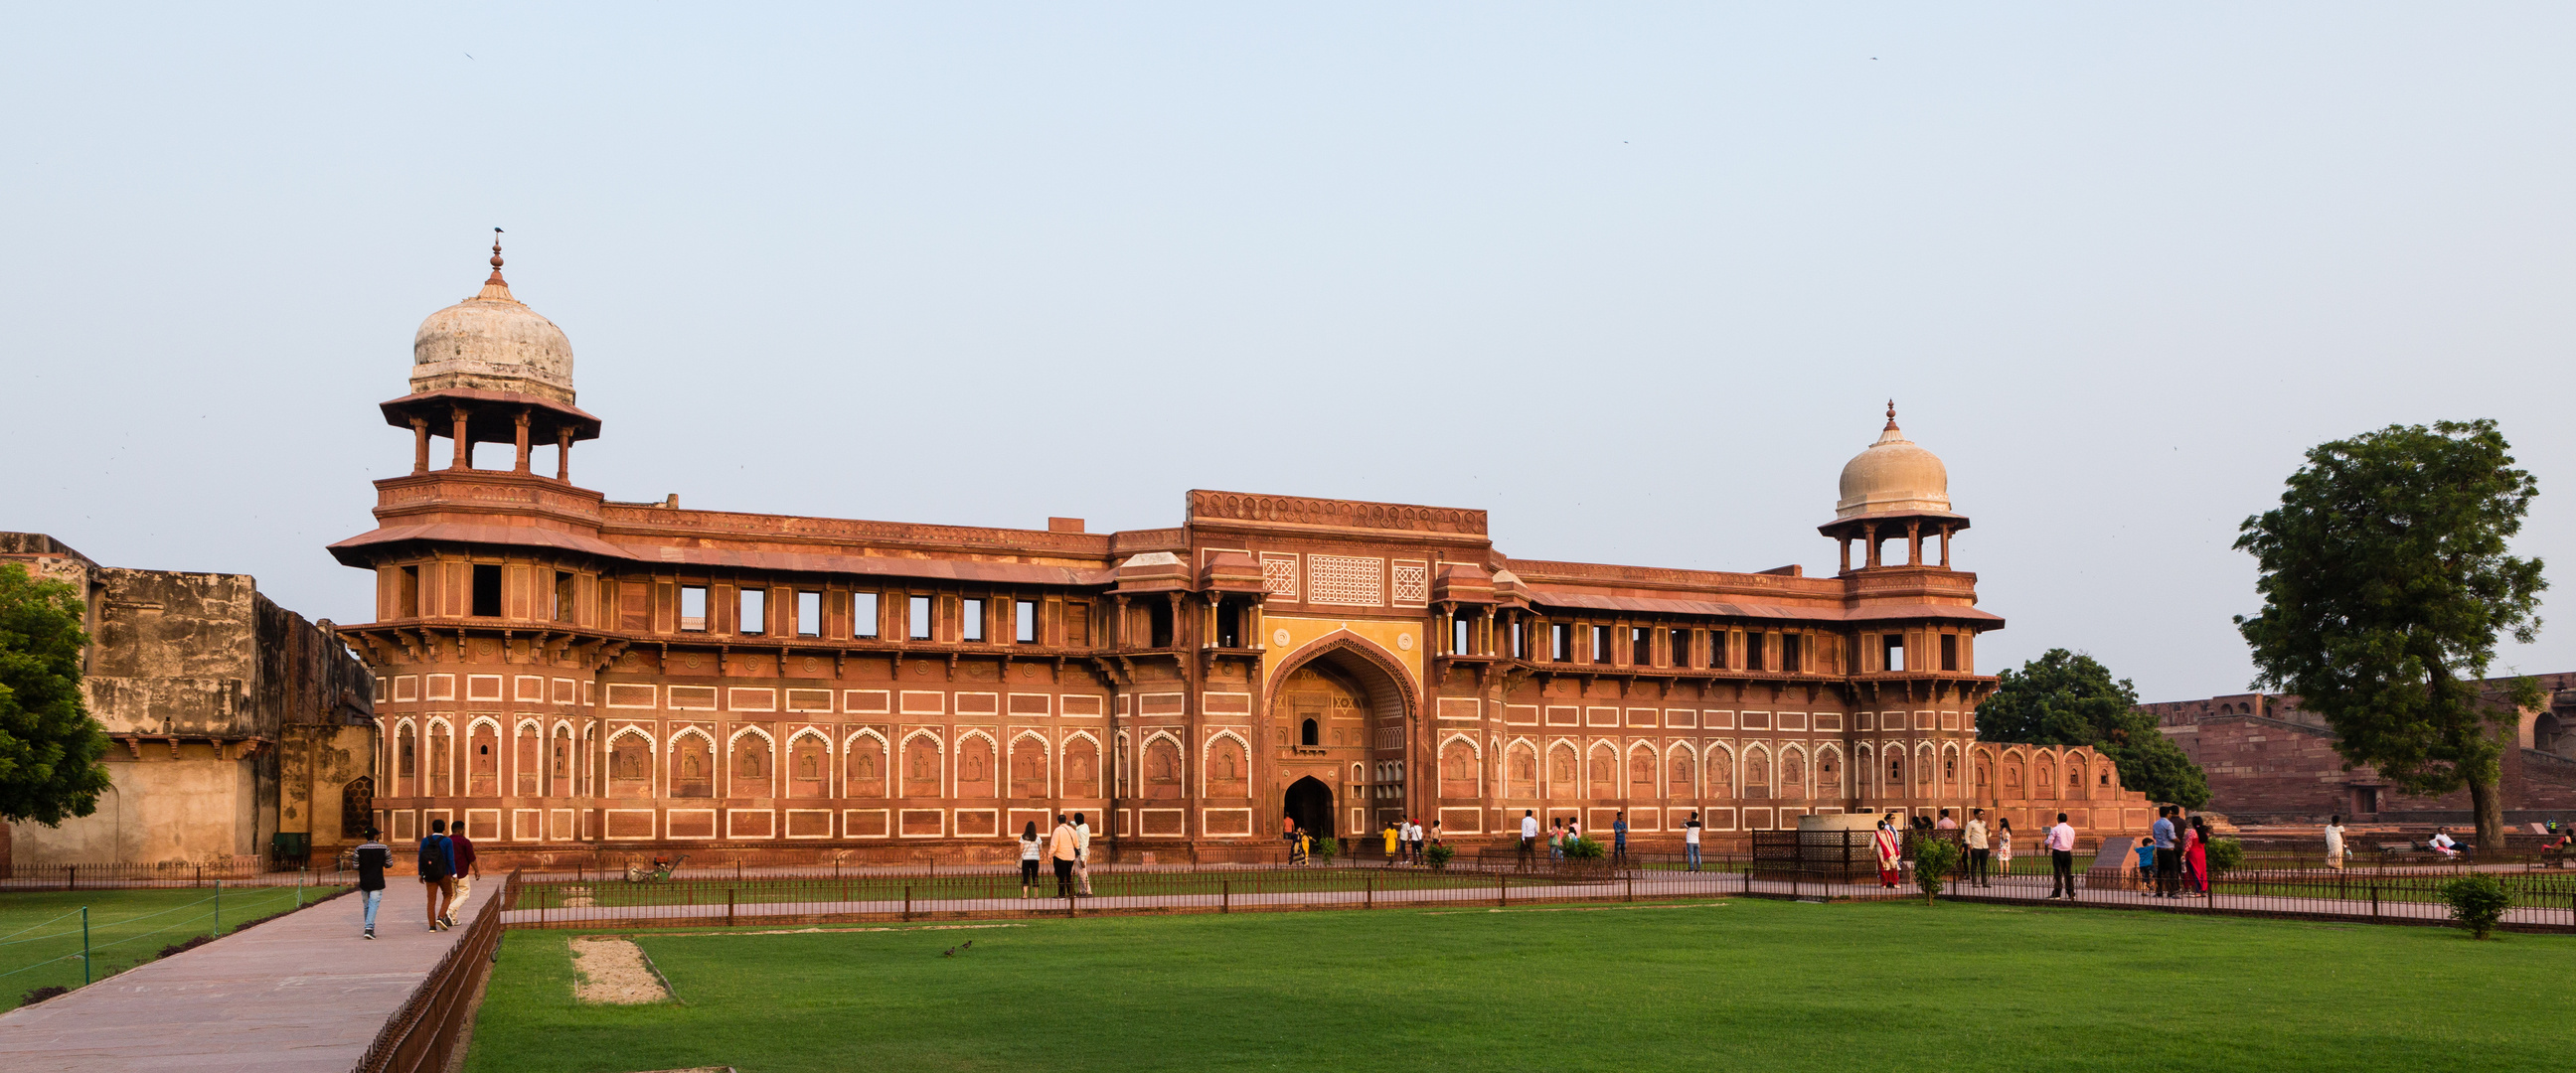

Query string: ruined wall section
83 568 265 739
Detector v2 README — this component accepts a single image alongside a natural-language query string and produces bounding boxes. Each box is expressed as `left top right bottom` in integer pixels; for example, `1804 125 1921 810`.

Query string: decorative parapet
1188 490 1487 536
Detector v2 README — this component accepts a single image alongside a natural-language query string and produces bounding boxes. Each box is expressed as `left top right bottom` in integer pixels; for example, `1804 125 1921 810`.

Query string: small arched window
1301 719 1319 747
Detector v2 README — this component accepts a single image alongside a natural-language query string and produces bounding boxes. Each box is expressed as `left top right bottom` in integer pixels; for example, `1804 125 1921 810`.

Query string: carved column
513 407 534 474
1862 523 1880 568
1938 525 1952 568
409 416 431 475
1906 520 1922 567
449 404 472 471
557 427 573 482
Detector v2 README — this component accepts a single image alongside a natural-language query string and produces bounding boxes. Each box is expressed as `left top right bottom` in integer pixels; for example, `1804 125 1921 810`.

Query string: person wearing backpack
418 819 456 932
354 829 391 940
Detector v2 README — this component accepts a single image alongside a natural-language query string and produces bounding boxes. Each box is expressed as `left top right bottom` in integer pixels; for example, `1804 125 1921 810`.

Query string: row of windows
673 588 1046 643
1509 622 1962 673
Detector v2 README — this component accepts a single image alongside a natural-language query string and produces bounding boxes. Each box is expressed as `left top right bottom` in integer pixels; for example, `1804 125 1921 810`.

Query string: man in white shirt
1963 809 1991 887
2046 813 2078 900
1072 812 1093 896
2430 830 2459 857
1520 810 1539 868
1683 812 1703 871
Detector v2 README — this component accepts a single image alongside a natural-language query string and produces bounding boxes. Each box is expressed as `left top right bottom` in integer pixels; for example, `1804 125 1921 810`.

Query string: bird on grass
941 947 955 958
960 940 972 951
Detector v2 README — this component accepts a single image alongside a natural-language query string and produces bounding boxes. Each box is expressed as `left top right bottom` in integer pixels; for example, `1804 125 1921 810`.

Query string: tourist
2187 816 2210 896
1019 821 1044 898
1611 811 1629 865
1408 817 1425 863
2152 806 2181 897
1936 809 1958 831
1382 819 1401 866
1520 810 1538 868
1995 818 2014 878
417 818 455 932
1964 809 1991 887
1048 814 1079 897
1073 813 1094 897
2324 815 2346 871
446 825 480 925
1288 824 1308 866
1683 811 1703 871
1430 820 1444 850
2430 829 2460 858
2132 832 2157 886
354 828 390 940
1548 818 1565 863
1872 818 1901 888
2046 813 2077 900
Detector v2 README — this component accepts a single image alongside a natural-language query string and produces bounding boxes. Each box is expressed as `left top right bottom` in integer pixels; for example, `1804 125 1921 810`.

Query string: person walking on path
1872 818 1902 888
354 829 391 939
1048 815 1079 898
1019 821 1044 898
2325 815 2346 871
2186 816 2211 896
1073 813 1094 896
1964 810 1991 887
1611 812 1629 866
446 827 480 924
417 819 456 932
1383 820 1402 866
1520 810 1538 868
2151 807 2181 898
1684 812 1703 871
1995 818 2013 878
2046 813 2077 900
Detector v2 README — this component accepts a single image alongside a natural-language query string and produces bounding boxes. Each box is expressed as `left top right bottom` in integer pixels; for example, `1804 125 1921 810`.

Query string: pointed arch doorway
1266 635 1418 840
1284 776 1334 843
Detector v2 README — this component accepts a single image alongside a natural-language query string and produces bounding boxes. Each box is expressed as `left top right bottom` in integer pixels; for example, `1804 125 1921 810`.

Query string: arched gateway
1266 637 1417 840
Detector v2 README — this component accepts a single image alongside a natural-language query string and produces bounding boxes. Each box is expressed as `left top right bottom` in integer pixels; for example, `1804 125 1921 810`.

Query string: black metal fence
349 869 520 1073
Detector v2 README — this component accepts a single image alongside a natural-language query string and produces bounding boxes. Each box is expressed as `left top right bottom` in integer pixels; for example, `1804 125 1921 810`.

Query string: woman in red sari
1873 818 1903 888
2186 816 2211 896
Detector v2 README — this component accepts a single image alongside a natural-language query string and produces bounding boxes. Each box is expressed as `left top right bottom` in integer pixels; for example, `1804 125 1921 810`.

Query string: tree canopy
2235 418 2544 847
0 563 112 826
1976 648 2208 808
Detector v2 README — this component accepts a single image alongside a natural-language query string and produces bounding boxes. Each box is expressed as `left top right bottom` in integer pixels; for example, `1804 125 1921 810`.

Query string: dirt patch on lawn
570 937 674 1004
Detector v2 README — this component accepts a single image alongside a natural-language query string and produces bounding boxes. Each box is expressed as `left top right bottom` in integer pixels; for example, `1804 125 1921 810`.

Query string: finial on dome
475 228 517 302
1884 399 1898 431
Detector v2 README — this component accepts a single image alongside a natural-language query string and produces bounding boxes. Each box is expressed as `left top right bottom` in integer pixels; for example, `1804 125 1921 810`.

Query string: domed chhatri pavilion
326 246 2147 866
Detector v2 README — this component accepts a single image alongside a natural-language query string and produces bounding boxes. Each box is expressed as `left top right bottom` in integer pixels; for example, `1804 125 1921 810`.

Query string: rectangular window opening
739 588 766 636
1782 633 1803 674
1631 627 1652 666
908 595 933 640
1670 628 1690 668
1744 631 1765 672
1510 620 1527 660
398 565 420 618
1453 616 1472 656
679 585 708 632
1590 625 1611 665
471 564 503 618
553 571 574 624
1549 623 1570 662
851 592 880 639
1146 601 1174 648
1941 633 1959 672
1882 634 1907 673
961 598 986 642
797 590 822 637
1017 599 1040 644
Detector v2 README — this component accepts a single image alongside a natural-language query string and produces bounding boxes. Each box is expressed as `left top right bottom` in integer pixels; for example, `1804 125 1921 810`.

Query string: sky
4 6 2571 701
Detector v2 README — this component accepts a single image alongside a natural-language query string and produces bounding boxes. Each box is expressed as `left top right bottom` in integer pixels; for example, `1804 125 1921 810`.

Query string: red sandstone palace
330 246 2149 865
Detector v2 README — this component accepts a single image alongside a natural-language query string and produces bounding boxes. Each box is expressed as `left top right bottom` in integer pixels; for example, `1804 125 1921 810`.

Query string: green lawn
464 897 2568 1073
516 865 1545 911
0 883 348 1007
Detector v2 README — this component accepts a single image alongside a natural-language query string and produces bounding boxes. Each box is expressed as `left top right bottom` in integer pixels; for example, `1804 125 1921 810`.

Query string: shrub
2439 874 2510 940
1910 839 1962 905
1564 836 1606 861
2206 838 2245 875
1309 837 1339 862
1423 843 1455 869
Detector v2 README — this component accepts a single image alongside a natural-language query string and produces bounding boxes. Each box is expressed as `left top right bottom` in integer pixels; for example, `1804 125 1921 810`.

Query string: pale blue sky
5 6 2570 699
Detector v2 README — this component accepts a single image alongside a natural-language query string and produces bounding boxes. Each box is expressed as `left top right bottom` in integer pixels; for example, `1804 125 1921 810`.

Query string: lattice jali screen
1305 555 1385 606
1390 562 1428 604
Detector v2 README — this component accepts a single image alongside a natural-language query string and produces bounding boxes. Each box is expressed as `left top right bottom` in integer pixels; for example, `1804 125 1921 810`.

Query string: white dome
407 245 574 404
1835 405 1951 519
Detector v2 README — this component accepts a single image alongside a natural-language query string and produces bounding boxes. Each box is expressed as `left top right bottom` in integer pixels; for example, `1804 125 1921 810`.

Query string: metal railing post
903 884 912 922
1222 880 1229 913
81 907 90 985
726 888 735 928
1498 870 1507 908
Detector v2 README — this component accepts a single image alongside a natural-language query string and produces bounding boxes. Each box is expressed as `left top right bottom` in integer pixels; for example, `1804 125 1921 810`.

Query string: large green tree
1976 648 2209 808
0 563 112 825
2235 419 2544 849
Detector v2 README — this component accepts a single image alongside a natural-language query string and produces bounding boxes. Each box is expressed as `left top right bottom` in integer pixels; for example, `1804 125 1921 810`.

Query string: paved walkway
0 886 472 1073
